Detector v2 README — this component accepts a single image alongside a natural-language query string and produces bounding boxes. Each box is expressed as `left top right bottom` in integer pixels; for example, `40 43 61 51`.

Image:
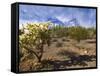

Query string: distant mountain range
46 17 64 26
20 5 96 27
46 17 80 27
20 8 80 27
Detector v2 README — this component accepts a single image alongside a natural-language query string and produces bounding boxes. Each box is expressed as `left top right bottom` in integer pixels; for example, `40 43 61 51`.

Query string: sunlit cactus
19 22 52 62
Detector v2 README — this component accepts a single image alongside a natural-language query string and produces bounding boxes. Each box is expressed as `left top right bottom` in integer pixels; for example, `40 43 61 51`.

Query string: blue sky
19 4 96 28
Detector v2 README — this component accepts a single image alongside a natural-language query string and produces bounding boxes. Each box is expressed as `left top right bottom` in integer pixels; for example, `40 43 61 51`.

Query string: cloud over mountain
19 4 96 27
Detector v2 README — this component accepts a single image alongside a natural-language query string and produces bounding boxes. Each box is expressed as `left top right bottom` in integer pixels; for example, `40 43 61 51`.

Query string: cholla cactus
19 22 52 62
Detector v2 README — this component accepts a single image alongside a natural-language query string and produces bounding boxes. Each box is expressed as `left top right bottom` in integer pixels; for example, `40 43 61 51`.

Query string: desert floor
19 37 96 71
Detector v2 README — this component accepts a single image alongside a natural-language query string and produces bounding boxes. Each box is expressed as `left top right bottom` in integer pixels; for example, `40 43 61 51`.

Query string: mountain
46 17 80 27
46 17 65 26
64 18 80 27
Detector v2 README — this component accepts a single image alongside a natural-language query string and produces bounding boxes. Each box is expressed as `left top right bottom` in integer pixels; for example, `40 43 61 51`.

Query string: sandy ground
19 38 96 71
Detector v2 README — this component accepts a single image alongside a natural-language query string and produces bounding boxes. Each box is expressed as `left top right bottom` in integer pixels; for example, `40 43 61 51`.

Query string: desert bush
62 38 66 41
67 26 89 42
51 26 68 38
62 37 67 42
19 22 52 63
52 39 58 42
87 27 96 39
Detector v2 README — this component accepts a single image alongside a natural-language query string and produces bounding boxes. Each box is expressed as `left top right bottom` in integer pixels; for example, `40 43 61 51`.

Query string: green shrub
51 26 68 38
19 22 51 63
67 26 89 42
87 27 96 39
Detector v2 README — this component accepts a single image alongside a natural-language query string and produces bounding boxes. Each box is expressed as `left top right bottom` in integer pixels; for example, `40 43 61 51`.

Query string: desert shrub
87 27 96 39
52 39 58 42
62 37 67 42
51 26 68 38
19 22 52 63
62 39 66 41
67 26 89 42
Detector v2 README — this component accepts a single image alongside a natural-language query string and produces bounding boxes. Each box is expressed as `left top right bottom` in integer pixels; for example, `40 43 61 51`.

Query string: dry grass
19 38 96 72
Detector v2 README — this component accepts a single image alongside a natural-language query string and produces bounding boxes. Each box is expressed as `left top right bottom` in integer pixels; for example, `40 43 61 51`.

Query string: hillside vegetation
19 22 96 72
